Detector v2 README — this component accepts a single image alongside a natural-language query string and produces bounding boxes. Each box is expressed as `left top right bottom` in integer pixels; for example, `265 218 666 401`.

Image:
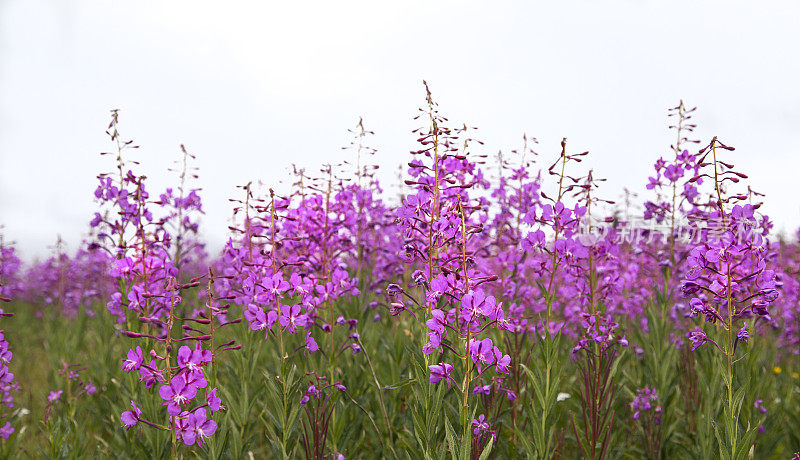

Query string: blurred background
1 0 799 258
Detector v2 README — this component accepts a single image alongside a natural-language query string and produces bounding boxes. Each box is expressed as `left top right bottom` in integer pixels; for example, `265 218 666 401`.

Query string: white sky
2 0 799 258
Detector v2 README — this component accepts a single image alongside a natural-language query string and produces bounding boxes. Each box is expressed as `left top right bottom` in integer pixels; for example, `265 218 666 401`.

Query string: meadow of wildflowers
1 91 799 459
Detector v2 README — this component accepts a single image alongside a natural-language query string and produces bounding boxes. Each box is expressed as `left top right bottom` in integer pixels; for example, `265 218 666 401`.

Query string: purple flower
473 384 491 395
426 309 447 335
0 421 13 439
460 290 498 322
84 382 97 396
159 375 198 416
687 329 708 351
521 229 546 251
305 332 319 352
737 326 749 342
688 298 705 317
265 273 290 297
245 304 273 333
429 362 453 384
207 388 224 412
423 331 441 355
493 348 511 374
0 367 14 385
754 398 767 415
173 411 192 443
177 345 211 378
468 338 496 371
121 400 142 429
389 302 405 316
122 346 144 372
386 283 402 295
47 390 63 403
472 414 490 435
426 275 449 303
139 359 164 389
631 387 661 425
182 408 217 446
279 304 309 333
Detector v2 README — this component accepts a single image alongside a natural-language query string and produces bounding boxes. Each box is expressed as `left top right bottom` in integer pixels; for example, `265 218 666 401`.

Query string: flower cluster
0 246 21 303
0 330 17 439
571 313 628 357
0 245 19 440
5 93 800 458
631 386 662 424
21 244 113 319
157 144 207 277
120 340 225 447
630 386 663 458
43 361 98 423
87 111 233 449
423 290 512 378
298 372 347 459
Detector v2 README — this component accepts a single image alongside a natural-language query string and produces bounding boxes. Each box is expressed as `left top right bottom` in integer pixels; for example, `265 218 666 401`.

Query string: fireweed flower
297 372 348 458
278 304 309 333
630 386 664 458
159 375 199 416
422 291 512 378
687 328 709 351
91 118 230 449
473 384 491 395
682 203 779 344
631 387 662 424
0 366 15 387
173 412 192 444
0 422 13 440
0 299 18 440
678 137 780 456
472 414 490 435
736 325 749 342
121 400 142 429
84 383 97 395
177 345 212 379
305 332 319 352
429 363 454 384
181 408 217 447
122 346 145 371
206 388 224 412
468 338 497 372
389 86 523 455
220 180 362 407
138 360 164 389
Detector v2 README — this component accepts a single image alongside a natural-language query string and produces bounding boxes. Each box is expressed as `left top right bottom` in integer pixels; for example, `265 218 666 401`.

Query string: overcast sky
1 0 799 259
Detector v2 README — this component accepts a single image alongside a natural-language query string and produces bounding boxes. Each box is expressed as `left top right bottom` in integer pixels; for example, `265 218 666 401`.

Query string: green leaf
713 422 732 460
732 385 747 417
383 378 417 391
734 426 758 460
443 416 458 460
478 438 494 460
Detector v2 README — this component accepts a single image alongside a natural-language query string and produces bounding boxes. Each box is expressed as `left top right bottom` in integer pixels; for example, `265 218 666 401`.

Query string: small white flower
557 392 571 402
